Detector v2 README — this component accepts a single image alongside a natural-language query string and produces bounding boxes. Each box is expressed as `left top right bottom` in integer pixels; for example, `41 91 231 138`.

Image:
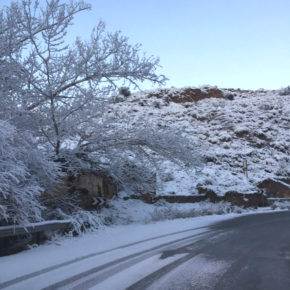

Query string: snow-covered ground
0 209 275 290
1 86 288 289
101 197 263 225
108 87 290 196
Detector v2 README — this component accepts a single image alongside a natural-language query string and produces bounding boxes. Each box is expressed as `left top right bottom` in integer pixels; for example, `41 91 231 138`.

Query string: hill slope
108 86 290 196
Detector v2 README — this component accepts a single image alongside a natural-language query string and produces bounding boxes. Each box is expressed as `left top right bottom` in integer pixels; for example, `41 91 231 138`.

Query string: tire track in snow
0 225 211 289
42 230 214 290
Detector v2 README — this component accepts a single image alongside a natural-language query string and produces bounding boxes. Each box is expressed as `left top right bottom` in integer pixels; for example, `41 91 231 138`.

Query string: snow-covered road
0 210 281 290
0 214 239 289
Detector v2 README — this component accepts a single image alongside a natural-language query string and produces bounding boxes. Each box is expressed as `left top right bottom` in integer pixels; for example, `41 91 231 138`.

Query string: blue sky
72 0 290 90
2 0 290 90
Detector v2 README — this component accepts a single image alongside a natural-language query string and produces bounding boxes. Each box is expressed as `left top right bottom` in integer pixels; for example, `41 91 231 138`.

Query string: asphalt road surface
127 211 290 290
1 211 290 290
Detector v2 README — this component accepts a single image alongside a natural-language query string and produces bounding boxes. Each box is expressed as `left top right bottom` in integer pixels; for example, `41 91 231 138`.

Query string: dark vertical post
243 159 248 178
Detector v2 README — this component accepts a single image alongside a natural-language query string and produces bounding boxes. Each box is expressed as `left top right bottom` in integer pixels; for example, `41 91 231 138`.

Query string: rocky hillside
108 86 290 196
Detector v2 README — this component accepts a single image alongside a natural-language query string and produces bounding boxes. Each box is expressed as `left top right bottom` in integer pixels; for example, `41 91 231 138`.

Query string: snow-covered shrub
234 126 250 137
152 100 161 109
56 149 98 174
259 104 274 111
271 201 290 210
108 153 156 194
45 205 109 235
119 87 131 97
148 201 243 222
69 210 110 234
275 158 290 177
224 92 235 100
42 189 114 234
0 120 58 225
279 86 290 96
161 171 175 182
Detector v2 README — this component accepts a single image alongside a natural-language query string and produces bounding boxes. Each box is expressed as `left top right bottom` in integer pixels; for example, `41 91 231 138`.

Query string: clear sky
2 0 290 90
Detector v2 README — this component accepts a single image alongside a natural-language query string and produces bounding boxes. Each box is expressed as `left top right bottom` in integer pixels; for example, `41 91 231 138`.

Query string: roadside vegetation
0 0 200 231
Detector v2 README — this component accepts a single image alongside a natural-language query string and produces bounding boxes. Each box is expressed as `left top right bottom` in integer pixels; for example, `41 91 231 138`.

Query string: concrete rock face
76 173 116 199
75 173 116 209
50 172 117 210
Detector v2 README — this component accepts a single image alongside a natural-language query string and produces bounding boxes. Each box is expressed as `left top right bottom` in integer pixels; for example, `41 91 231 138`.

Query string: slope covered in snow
108 87 290 196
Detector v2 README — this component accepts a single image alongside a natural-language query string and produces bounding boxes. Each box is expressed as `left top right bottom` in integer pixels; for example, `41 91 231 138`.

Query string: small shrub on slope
279 86 290 96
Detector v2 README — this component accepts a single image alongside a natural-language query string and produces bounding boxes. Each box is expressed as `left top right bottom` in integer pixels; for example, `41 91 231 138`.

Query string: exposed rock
257 179 290 198
133 190 267 208
254 132 271 142
234 128 250 138
49 172 117 210
147 87 225 103
224 191 267 208
197 184 217 196
205 191 221 203
153 195 208 203
76 173 116 199
124 193 210 204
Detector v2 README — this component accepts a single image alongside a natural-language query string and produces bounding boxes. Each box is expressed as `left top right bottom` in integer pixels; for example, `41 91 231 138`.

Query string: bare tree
0 1 202 227
0 0 89 57
0 1 90 121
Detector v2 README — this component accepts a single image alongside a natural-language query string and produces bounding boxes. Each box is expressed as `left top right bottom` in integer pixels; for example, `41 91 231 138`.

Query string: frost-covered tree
71 115 202 194
0 1 202 229
0 0 88 116
0 0 166 154
0 120 58 225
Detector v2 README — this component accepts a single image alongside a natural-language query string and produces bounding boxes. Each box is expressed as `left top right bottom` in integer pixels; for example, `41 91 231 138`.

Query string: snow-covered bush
0 0 166 155
119 87 131 97
279 86 290 96
43 204 109 235
152 100 162 109
275 158 290 177
108 155 156 194
271 201 290 210
0 120 58 225
149 201 243 222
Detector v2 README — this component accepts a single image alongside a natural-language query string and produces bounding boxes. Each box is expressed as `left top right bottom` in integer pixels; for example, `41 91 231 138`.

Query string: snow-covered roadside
0 208 275 287
102 197 273 225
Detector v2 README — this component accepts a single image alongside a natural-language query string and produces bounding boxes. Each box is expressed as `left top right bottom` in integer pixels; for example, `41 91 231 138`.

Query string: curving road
136 211 290 290
1 211 290 289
